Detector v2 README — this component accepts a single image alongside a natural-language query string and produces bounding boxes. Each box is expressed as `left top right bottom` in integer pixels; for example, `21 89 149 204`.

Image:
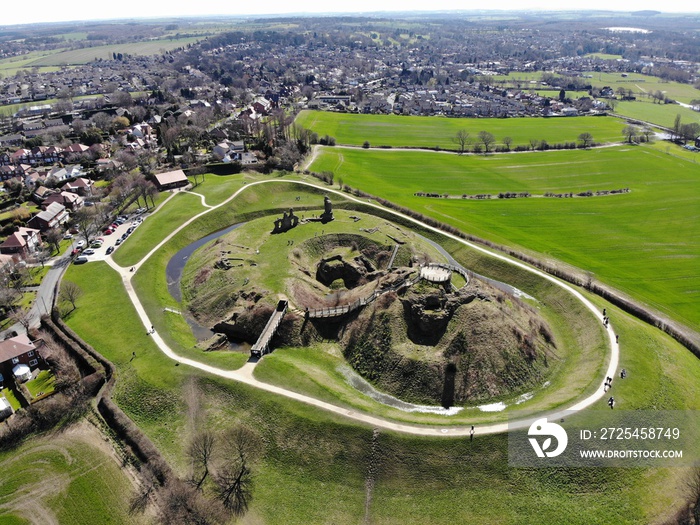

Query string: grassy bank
307 145 700 331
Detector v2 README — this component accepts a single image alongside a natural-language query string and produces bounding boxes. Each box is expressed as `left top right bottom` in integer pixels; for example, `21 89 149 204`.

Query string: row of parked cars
73 213 144 264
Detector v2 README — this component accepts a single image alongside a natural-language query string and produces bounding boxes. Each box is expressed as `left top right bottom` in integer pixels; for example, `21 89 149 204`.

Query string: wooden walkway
250 300 288 358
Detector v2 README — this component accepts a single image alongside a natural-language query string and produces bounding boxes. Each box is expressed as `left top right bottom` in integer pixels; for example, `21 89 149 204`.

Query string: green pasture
55 174 700 523
614 100 700 129
491 70 700 105
308 145 700 331
0 422 144 525
295 110 627 149
25 37 201 66
584 53 623 60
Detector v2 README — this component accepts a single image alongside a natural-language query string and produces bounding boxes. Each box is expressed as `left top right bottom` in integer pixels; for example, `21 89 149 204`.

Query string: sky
2 0 698 26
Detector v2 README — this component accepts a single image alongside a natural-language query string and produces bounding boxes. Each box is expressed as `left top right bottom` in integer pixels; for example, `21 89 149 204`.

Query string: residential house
0 227 42 258
0 333 42 383
61 177 93 196
153 169 189 191
46 164 85 185
10 149 30 165
32 185 54 202
0 135 23 148
27 202 69 231
43 191 83 211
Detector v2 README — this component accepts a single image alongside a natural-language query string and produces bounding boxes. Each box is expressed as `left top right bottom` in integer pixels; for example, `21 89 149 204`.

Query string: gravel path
102 178 618 437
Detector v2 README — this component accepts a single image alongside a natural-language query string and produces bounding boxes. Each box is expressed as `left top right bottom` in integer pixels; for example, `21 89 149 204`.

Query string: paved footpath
104 179 619 437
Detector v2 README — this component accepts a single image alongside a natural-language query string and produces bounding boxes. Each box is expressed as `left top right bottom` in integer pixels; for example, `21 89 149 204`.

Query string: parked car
63 233 73 240
103 229 113 235
90 241 103 248
74 255 88 264
76 240 85 248
82 248 95 255
106 246 114 255
71 248 81 257
115 238 123 245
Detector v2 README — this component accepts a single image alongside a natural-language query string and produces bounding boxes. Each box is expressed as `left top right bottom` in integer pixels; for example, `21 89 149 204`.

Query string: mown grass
25 370 55 398
56 175 700 523
308 145 700 331
492 70 700 104
295 110 627 149
614 99 700 129
0 423 144 525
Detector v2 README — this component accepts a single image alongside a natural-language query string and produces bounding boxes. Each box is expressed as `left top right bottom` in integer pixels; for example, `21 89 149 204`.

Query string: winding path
103 178 619 437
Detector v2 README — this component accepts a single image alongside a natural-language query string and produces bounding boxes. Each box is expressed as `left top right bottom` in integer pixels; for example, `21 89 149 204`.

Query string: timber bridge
250 300 288 358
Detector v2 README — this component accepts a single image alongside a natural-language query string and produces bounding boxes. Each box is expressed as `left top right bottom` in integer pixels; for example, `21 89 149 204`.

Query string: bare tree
214 426 258 516
59 281 83 311
72 207 101 244
478 131 496 153
641 126 654 143
188 431 215 490
44 228 63 255
9 307 33 333
502 136 512 151
452 129 470 155
687 466 700 524
214 461 252 516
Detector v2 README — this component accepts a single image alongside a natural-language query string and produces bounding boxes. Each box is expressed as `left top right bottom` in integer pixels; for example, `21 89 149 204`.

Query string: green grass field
22 37 201 66
0 421 145 525
54 174 700 524
491 71 700 105
307 144 700 332
295 110 627 149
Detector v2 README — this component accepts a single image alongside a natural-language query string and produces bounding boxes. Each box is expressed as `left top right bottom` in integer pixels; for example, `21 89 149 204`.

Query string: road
100 178 619 437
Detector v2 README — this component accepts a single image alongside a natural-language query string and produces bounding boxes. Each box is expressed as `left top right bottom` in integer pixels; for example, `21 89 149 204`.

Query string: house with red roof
0 227 41 258
0 334 42 384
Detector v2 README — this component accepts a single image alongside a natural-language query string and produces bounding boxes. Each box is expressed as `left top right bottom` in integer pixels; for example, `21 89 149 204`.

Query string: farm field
25 37 201 66
492 71 700 105
55 178 700 524
307 144 700 332
613 100 700 129
295 110 627 149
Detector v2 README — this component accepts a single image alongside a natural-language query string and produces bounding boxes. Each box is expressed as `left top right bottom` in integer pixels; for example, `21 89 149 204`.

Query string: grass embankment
57 174 700 523
0 421 144 525
295 110 627 149
254 218 608 426
65 244 700 524
180 209 444 320
307 145 700 332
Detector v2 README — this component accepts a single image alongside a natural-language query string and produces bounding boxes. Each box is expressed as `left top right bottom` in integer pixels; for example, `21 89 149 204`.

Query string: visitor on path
608 397 615 409
470 425 475 441
616 334 619 344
